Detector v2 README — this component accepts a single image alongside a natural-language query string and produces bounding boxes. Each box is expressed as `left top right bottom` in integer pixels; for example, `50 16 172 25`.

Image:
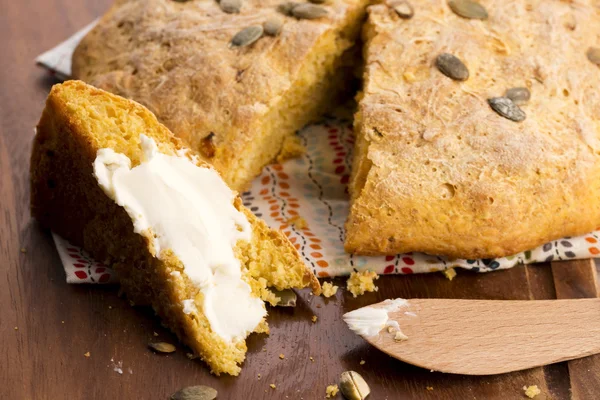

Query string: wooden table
2 1 600 398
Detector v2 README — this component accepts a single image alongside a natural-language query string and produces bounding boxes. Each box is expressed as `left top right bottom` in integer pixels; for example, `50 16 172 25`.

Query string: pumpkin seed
292 4 328 19
339 371 371 400
391 0 414 19
487 97 526 122
309 0 327 3
278 1 299 16
219 0 242 14
435 53 469 81
230 25 264 48
448 0 488 20
148 342 176 353
170 385 217 400
587 47 600 67
263 18 284 36
505 87 530 105
271 289 297 307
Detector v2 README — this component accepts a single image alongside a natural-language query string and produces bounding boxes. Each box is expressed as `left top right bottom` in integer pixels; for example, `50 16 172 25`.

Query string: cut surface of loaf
347 1 600 259
72 0 369 191
31 80 320 376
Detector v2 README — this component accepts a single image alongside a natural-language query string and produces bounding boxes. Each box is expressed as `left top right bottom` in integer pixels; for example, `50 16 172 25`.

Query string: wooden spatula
343 298 600 375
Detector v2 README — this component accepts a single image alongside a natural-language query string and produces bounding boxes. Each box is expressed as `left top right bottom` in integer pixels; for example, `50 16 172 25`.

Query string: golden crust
30 80 319 375
346 1 600 259
72 0 368 190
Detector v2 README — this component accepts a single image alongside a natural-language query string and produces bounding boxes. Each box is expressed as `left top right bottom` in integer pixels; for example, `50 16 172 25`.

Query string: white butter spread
343 299 409 338
93 135 266 342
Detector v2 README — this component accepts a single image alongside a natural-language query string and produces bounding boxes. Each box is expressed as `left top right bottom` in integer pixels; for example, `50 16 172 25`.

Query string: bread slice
31 80 320 376
347 1 600 259
72 0 369 191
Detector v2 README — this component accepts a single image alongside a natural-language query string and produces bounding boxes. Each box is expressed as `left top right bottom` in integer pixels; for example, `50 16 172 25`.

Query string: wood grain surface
1 1 599 399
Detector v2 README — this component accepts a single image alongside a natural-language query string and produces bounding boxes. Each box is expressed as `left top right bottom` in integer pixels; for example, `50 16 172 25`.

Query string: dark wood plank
0 0 593 399
552 260 600 400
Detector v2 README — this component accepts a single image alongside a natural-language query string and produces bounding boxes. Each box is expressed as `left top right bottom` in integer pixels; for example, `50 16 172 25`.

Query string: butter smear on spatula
343 299 411 338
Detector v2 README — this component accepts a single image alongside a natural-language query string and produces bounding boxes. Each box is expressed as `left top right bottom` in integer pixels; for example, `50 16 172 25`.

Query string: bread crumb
287 216 308 230
321 282 339 298
347 270 379 297
312 315 318 323
403 71 416 82
426 386 434 391
14 327 18 330
279 353 285 359
61 321 65 324
387 326 395 333
108 306 113 309
20 248 27 253
360 360 366 365
394 331 409 341
310 356 315 362
443 268 457 281
153 331 158 337
258 373 261 380
84 352 91 358
276 135 306 163
325 384 339 398
523 385 541 398
186 352 197 360
270 384 276 389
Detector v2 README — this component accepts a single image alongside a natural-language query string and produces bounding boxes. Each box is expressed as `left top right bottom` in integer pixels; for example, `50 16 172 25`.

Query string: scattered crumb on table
426 386 434 391
258 373 261 380
270 384 276 389
523 385 541 398
20 248 27 253
279 353 285 359
84 352 90 358
153 331 158 336
287 215 308 230
394 331 409 341
442 268 457 281
311 315 318 323
360 360 366 365
309 356 315 362
321 282 339 298
347 270 379 297
325 384 339 398
14 327 18 330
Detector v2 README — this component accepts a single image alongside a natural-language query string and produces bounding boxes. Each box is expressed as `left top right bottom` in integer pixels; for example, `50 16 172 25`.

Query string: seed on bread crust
390 0 414 19
488 97 526 122
435 53 469 81
219 0 242 14
264 18 284 36
448 0 488 20
505 87 531 105
230 25 264 48
292 4 328 19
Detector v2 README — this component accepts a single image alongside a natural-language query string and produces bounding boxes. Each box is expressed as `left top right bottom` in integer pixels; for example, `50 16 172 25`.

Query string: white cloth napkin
37 22 600 283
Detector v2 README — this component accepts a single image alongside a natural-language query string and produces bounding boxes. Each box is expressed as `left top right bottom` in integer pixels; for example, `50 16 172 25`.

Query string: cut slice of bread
30 80 320 376
346 1 600 259
72 0 369 191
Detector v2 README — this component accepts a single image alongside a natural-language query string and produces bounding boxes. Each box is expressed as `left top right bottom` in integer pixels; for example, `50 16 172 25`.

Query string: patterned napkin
38 22 600 283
